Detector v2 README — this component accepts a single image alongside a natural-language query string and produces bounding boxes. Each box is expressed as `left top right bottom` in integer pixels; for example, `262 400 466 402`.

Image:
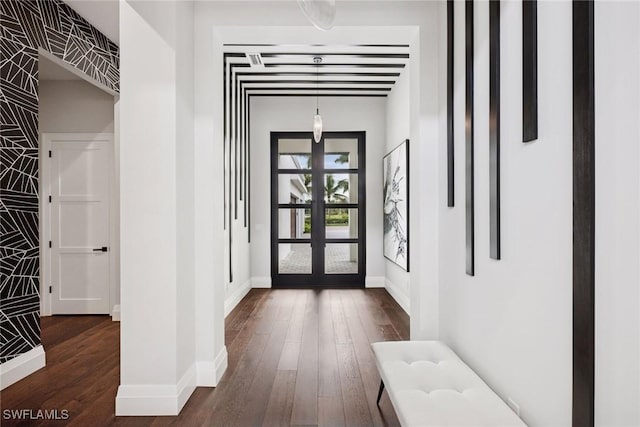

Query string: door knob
93 246 108 252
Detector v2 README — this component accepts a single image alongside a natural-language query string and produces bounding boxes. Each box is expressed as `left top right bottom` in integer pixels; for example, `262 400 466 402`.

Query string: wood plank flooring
1 289 408 426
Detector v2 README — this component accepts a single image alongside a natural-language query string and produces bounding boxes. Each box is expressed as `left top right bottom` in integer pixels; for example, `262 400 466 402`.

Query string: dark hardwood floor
1 289 408 426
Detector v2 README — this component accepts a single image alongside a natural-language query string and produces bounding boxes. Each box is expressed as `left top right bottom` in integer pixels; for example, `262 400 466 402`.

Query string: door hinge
48 150 52 158
49 240 52 248
49 286 52 294
48 195 52 203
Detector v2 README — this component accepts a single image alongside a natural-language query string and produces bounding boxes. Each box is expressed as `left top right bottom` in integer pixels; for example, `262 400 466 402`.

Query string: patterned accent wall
0 0 119 363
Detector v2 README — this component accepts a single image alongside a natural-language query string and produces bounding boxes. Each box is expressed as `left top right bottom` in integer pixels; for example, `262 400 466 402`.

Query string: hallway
1 289 408 426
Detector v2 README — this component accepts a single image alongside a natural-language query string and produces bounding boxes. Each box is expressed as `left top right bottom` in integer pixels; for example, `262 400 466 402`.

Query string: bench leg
376 380 385 407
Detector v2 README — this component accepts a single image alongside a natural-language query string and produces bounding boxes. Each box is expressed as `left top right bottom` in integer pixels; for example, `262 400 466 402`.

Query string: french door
271 131 366 287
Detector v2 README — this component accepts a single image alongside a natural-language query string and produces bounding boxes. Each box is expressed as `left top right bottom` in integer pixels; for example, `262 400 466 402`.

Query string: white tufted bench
372 341 527 427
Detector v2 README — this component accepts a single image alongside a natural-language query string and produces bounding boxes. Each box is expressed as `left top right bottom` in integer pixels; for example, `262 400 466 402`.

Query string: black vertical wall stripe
239 82 244 202
465 0 475 276
223 61 227 230
234 73 239 220
0 0 119 364
447 0 455 208
523 0 538 142
572 1 595 425
248 96 252 243
489 0 501 260
244 89 248 228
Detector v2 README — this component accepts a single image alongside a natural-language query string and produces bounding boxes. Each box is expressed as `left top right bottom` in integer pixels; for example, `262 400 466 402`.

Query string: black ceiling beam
248 94 387 98
264 63 406 68
259 52 410 59
239 80 395 85
245 87 391 92
236 71 402 77
224 43 410 48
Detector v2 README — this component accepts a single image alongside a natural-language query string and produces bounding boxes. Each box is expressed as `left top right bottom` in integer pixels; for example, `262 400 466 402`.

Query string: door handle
93 246 108 252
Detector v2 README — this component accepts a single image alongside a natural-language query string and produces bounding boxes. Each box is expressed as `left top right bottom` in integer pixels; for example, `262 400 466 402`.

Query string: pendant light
313 56 323 143
297 0 336 31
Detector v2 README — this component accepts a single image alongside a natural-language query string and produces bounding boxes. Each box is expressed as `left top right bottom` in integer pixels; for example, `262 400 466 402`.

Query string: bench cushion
371 341 526 427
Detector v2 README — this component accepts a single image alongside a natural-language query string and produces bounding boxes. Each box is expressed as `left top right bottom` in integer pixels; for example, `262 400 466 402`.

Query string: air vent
246 53 264 68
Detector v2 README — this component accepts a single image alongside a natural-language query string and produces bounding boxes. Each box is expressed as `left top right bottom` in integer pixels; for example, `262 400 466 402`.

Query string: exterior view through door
271 132 366 287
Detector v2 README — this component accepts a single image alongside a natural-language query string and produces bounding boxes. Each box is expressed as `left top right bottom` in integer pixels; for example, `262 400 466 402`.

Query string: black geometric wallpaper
0 0 119 363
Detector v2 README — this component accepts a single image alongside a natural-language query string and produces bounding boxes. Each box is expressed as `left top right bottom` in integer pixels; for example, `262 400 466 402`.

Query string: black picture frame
383 139 410 272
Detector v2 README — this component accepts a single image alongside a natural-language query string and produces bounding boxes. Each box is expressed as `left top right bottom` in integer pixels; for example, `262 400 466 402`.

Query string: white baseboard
1 345 46 390
225 279 251 318
112 304 121 321
385 278 410 315
365 276 386 288
196 346 228 387
115 364 196 416
251 276 271 288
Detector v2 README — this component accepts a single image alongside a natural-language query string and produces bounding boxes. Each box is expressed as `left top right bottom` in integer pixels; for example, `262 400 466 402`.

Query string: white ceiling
63 0 120 45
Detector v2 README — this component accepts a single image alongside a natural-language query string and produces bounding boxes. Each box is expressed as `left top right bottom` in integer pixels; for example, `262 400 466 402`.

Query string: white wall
439 1 640 426
117 0 198 415
385 68 411 313
39 80 114 133
594 2 640 425
249 96 386 285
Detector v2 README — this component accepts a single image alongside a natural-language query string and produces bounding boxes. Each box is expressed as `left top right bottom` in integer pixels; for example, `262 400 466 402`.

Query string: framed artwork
383 139 410 271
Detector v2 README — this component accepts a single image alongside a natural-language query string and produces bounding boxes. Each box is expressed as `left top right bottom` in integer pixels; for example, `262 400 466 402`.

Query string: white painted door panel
50 135 111 314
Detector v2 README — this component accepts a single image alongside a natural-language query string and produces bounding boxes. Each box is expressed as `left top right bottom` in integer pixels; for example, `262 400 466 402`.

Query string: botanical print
383 140 409 271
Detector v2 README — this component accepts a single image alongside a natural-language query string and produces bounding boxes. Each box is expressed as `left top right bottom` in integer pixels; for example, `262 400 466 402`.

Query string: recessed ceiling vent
246 53 264 68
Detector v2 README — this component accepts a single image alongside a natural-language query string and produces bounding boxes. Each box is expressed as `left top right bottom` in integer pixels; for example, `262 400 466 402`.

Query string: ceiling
224 44 410 98
63 0 119 45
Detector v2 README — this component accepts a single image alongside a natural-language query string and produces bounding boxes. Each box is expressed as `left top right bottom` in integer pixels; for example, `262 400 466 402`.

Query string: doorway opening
271 131 366 287
38 53 118 317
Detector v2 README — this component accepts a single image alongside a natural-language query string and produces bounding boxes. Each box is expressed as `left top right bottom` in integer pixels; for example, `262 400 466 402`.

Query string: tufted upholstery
372 341 527 427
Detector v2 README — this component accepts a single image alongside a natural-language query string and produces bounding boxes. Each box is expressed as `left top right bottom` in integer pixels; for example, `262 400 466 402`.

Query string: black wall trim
265 63 406 69
523 0 538 142
248 94 387 98
489 0 501 260
572 1 595 425
237 72 402 77
224 43 410 48
260 52 409 59
465 0 475 276
447 0 455 208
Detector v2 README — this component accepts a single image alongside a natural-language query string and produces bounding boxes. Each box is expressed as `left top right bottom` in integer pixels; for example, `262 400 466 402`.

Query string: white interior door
49 134 112 314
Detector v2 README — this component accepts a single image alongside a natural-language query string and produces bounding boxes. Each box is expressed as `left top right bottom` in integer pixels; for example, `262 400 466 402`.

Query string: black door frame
271 131 366 288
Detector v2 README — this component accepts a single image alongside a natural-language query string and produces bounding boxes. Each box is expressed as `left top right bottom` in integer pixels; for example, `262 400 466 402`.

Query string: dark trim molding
248 94 387 98
223 43 410 48
572 1 595 425
237 72 402 77
489 0 501 260
523 0 538 142
465 0 475 276
265 63 406 68
260 52 409 59
447 0 455 208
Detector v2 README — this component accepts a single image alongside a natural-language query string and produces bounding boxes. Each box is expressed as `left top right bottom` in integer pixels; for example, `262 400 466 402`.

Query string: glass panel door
271 131 365 287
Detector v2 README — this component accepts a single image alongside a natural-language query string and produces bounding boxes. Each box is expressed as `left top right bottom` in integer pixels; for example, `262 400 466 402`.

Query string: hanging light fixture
297 0 336 31
313 56 323 143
